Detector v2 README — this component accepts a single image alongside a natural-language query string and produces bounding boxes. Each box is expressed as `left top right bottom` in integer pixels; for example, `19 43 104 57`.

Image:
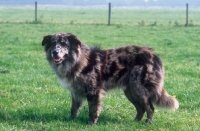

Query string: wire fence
0 2 200 26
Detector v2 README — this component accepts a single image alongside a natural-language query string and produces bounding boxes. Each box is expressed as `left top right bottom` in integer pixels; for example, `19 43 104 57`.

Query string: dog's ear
66 33 82 47
42 35 52 46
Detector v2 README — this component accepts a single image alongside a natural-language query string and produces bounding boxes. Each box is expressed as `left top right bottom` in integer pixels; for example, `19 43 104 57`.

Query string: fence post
108 3 111 25
185 3 188 26
35 1 37 22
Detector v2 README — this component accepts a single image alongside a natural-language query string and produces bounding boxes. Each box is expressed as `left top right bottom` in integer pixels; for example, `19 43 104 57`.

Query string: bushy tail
153 88 179 111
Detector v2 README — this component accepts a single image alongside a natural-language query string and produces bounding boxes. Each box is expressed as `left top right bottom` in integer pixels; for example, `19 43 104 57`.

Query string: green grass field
0 6 200 131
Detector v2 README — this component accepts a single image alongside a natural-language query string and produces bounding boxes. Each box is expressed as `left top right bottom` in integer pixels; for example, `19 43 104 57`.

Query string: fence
0 2 199 26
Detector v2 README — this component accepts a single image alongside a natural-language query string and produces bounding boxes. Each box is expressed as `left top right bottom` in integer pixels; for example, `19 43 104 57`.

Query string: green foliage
0 7 200 130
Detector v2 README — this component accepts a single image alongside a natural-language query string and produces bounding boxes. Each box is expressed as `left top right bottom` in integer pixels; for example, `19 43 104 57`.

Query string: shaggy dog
42 32 179 124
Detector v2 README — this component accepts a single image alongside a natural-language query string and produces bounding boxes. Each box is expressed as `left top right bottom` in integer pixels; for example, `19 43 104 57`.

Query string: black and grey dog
42 32 179 124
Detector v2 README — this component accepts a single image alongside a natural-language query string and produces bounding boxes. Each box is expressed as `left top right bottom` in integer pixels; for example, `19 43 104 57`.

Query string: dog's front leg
87 94 101 125
70 93 84 120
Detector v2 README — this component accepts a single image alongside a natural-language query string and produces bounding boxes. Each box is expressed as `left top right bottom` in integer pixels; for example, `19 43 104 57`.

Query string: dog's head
42 33 82 64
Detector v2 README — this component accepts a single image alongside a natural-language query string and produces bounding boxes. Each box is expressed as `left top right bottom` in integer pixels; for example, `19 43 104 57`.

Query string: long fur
42 32 179 124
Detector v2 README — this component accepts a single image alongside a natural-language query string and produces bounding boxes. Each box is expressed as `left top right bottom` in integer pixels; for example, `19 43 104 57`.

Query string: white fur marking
59 78 73 92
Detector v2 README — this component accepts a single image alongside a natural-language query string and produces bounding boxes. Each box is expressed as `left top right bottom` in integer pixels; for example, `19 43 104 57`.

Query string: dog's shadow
1 107 123 125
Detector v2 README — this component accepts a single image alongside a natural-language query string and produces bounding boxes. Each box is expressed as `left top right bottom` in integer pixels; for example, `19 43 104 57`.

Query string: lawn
0 6 200 131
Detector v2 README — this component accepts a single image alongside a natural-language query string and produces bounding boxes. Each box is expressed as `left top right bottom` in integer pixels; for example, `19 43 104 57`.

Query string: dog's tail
153 88 179 111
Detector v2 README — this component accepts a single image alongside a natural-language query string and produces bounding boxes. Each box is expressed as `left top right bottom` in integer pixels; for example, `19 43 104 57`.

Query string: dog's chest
58 78 73 92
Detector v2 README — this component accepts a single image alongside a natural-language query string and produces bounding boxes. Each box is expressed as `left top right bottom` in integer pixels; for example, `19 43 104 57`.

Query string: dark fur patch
118 56 129 66
116 48 123 53
82 52 97 74
109 62 118 76
135 53 152 65
116 68 127 81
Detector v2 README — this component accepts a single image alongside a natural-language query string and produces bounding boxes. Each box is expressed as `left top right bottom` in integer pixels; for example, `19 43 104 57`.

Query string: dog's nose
53 50 59 56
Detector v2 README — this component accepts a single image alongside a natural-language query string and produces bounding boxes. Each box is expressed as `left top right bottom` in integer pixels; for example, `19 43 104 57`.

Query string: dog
42 32 179 124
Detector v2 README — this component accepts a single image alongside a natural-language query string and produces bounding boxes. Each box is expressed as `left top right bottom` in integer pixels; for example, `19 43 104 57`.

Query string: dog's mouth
53 57 64 64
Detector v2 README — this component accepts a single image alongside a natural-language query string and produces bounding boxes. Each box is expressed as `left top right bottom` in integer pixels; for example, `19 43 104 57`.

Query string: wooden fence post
35 1 37 22
108 3 111 25
185 3 188 26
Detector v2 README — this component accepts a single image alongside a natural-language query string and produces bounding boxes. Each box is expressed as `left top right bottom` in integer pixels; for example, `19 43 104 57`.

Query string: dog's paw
88 119 98 125
145 118 152 124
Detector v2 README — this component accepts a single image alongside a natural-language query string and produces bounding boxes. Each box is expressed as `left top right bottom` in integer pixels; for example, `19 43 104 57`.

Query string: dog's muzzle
52 50 64 64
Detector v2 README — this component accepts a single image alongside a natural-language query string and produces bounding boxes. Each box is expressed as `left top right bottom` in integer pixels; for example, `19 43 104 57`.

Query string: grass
0 6 200 130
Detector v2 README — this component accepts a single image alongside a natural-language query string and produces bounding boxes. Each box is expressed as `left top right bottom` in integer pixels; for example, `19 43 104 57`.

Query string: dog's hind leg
144 99 154 123
70 93 84 120
124 89 145 121
125 87 154 123
126 66 155 123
